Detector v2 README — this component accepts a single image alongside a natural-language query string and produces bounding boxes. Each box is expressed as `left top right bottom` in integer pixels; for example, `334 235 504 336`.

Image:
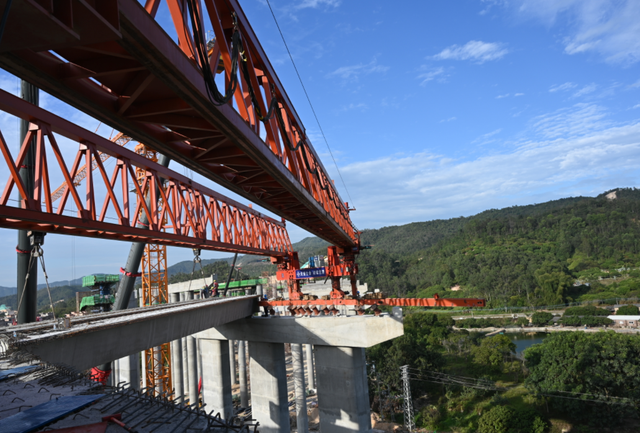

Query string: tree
531 312 553 326
478 405 514 433
367 312 447 396
525 331 640 426
616 304 639 315
471 334 516 371
478 405 547 433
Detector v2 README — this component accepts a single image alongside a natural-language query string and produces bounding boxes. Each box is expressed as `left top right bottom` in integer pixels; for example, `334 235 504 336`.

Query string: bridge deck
2 296 257 371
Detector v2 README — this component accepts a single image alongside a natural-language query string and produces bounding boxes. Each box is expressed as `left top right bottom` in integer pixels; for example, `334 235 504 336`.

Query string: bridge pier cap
196 314 404 348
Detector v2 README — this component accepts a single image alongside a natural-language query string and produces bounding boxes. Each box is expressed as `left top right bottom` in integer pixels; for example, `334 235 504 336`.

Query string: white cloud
296 0 340 9
440 117 457 123
417 66 445 85
432 40 508 63
328 59 389 80
549 82 577 92
573 83 597 97
512 0 640 64
472 128 502 144
341 118 640 229
530 103 608 139
632 104 640 109
497 93 524 99
339 103 368 112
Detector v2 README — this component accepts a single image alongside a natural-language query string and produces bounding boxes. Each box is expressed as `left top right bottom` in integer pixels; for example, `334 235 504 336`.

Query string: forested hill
356 188 640 307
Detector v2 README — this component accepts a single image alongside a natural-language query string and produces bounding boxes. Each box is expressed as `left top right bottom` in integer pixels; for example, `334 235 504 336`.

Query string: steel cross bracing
0 89 291 256
0 0 359 248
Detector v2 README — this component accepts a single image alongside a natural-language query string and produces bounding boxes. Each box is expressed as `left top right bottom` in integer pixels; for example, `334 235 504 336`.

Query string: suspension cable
37 246 56 320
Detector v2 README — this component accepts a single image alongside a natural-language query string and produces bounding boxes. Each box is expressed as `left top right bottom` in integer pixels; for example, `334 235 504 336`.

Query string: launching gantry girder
0 0 358 248
0 89 292 256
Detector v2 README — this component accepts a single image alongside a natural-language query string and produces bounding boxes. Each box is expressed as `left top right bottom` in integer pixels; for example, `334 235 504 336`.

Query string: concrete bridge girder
6 296 257 371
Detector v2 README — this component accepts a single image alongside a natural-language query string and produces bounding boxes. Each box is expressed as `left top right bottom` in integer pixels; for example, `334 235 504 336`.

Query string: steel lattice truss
0 0 359 248
0 89 291 256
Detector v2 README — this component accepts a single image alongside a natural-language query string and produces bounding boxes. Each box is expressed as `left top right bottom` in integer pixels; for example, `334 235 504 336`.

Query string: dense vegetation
357 188 640 308
526 332 640 426
367 311 640 432
0 284 84 313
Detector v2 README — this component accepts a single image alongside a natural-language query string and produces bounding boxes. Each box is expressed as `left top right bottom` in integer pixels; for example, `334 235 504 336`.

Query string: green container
82 274 120 287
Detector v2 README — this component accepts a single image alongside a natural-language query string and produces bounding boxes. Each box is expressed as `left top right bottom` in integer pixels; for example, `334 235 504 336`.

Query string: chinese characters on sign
295 267 327 279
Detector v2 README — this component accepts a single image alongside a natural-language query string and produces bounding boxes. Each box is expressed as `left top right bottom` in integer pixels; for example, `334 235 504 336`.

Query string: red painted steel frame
0 0 358 248
0 89 291 256
258 297 486 308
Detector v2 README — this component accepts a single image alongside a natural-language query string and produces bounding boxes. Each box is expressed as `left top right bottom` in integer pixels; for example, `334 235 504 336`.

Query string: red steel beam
259 297 486 309
0 0 358 248
0 89 291 256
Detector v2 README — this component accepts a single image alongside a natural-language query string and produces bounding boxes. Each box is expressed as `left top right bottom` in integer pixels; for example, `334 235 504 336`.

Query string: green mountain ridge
357 188 640 307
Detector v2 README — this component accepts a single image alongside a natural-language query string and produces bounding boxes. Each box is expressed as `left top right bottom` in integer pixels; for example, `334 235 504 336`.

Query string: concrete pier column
315 346 371 433
238 340 249 408
186 288 198 405
187 335 199 406
229 340 237 385
180 292 189 397
249 342 290 433
170 293 184 401
292 343 309 433
117 353 140 391
139 290 147 392
305 344 315 390
200 339 233 419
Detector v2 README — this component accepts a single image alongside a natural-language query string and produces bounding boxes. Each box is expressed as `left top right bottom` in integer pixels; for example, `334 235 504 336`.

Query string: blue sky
1 0 640 285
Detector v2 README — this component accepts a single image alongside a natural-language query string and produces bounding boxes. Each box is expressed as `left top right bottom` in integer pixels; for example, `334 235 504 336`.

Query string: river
504 332 547 357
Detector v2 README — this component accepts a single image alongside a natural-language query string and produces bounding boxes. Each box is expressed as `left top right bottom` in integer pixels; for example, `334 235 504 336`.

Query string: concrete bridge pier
200 338 233 419
316 346 371 433
170 293 184 401
115 353 140 391
229 340 237 385
306 343 315 390
238 340 249 408
181 292 190 398
196 314 403 433
249 341 290 433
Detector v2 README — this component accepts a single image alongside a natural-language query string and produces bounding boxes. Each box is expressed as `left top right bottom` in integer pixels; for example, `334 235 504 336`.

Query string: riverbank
452 326 640 334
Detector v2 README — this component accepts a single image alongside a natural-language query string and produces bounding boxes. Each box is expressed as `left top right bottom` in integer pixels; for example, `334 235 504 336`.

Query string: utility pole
16 80 38 324
401 365 414 432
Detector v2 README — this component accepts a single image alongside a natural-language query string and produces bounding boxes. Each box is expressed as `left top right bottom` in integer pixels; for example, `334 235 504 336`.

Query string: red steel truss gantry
0 0 358 248
0 89 291 256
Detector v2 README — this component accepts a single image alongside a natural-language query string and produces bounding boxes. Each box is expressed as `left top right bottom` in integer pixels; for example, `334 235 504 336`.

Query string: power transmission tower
401 365 414 432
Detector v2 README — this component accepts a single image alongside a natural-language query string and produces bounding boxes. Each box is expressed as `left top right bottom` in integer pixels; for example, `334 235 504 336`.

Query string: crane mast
136 143 173 397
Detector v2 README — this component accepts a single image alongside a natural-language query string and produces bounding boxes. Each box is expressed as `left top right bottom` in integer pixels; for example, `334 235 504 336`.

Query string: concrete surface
200 339 233 419
196 315 403 348
249 342 290 433
8 296 257 370
315 346 371 433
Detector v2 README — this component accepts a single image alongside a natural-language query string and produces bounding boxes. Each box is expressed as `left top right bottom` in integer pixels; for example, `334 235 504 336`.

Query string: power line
406 369 637 406
264 0 355 209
